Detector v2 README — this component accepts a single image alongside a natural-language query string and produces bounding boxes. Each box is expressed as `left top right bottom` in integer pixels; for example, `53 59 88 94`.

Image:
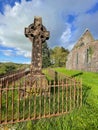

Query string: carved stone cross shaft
24 17 50 74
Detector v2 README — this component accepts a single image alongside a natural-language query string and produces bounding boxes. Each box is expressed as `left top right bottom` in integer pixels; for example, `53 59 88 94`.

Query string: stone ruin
66 29 98 72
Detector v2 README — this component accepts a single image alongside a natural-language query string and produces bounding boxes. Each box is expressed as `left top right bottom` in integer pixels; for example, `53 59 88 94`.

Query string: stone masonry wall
66 40 98 72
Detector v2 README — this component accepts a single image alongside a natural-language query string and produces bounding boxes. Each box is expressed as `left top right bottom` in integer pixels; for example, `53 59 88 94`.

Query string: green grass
1 68 98 130
54 67 98 108
54 67 98 87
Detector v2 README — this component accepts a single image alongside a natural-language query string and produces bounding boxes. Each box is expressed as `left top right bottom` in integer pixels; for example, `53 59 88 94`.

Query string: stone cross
24 16 50 75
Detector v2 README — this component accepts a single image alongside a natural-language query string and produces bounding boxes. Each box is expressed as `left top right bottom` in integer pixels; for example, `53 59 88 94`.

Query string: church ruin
66 29 98 72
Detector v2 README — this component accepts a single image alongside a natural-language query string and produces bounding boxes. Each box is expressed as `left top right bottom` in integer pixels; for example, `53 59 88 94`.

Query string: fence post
62 80 64 113
6 80 9 123
80 78 82 107
66 78 68 113
58 79 60 114
49 80 51 116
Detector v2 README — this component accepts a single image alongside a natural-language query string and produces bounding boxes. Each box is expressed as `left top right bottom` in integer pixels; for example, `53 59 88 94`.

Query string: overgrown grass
1 68 98 130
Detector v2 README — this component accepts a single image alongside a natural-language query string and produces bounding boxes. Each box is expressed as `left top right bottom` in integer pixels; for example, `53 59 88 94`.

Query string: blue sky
0 0 98 63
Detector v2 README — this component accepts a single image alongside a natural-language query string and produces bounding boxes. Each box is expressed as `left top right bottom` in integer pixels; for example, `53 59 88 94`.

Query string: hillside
0 62 28 76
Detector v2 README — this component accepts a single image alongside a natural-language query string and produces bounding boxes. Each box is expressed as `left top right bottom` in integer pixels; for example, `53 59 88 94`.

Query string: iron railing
0 70 82 125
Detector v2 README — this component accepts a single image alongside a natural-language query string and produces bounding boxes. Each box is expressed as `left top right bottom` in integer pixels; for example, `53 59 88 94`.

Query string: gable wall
66 41 98 72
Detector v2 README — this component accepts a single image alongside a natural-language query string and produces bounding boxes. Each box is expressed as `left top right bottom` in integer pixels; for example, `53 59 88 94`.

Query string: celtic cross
24 16 50 74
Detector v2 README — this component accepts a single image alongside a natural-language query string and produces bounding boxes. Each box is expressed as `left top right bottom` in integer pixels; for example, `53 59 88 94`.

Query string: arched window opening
76 53 78 64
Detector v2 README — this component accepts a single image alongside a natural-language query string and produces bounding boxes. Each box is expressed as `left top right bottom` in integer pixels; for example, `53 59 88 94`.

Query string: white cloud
0 0 98 58
44 0 97 14
0 60 11 63
0 49 14 56
60 23 71 45
0 48 31 58
16 48 31 58
73 11 98 39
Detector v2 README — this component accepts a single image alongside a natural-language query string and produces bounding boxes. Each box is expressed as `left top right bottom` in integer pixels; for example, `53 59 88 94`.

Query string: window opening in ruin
76 53 78 64
86 49 89 63
80 42 84 47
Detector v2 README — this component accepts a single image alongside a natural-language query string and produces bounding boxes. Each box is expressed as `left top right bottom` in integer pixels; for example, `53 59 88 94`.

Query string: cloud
0 49 14 56
0 48 31 58
16 48 31 58
0 60 11 63
60 23 71 46
0 0 98 60
73 11 98 39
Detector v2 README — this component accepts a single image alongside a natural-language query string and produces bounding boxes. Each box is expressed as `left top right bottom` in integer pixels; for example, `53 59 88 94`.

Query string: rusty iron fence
0 69 82 125
0 69 27 87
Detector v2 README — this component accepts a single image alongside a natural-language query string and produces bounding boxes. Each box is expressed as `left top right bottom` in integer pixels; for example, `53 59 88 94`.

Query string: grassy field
54 68 98 108
1 67 98 130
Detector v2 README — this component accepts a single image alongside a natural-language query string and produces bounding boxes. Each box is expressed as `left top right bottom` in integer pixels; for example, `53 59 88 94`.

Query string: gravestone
25 16 50 75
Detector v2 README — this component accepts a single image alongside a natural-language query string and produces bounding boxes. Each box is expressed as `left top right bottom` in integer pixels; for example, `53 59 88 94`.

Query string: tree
42 42 51 68
50 46 69 67
5 64 16 73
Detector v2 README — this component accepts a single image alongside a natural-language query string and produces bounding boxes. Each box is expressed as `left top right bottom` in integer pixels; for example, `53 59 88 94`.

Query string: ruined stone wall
73 29 94 49
66 41 98 72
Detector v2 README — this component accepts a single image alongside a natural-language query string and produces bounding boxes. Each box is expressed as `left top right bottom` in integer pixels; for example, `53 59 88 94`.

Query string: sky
0 0 98 64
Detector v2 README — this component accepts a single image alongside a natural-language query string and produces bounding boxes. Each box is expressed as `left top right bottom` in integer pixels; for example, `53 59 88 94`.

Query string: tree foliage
42 45 69 68
42 42 51 68
50 46 69 67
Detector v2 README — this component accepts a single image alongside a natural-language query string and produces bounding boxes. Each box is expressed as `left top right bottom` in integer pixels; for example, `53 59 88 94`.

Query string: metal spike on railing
62 80 64 113
23 79 26 120
12 75 14 122
76 78 79 108
49 80 51 116
69 79 72 111
18 82 20 121
34 80 36 119
80 78 82 107
58 79 60 114
53 80 56 114
44 78 46 117
73 78 76 109
39 78 42 118
66 78 68 113
6 80 8 123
